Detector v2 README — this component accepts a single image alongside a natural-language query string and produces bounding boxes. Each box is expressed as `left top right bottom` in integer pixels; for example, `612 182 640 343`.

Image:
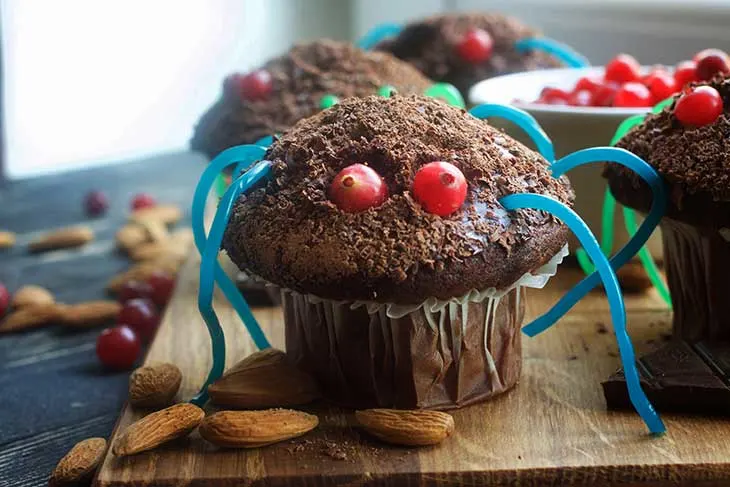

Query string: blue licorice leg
469 104 555 163
356 23 403 50
524 147 667 337
501 193 664 435
514 37 590 68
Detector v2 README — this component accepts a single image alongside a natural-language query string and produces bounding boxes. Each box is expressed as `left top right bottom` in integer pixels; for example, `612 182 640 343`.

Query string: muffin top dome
191 40 433 158
377 13 561 97
223 95 572 303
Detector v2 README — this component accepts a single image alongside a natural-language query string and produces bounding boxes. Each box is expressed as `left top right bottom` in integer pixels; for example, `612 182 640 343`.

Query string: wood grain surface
94 252 730 487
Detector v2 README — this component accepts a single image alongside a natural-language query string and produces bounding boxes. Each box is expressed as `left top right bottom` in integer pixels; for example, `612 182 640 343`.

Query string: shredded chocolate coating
223 95 572 303
190 40 433 158
377 13 561 97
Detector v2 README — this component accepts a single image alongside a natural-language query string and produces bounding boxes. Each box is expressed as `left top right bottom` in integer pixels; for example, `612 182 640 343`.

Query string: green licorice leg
623 207 672 306
576 188 616 274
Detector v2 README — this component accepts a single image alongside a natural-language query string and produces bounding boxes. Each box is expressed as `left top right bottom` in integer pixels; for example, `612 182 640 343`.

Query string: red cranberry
413 161 468 217
239 70 273 101
0 283 9 318
605 54 642 84
644 71 678 103
695 49 730 80
131 193 156 211
118 280 154 303
674 86 724 126
538 87 570 104
613 82 653 107
568 89 593 107
84 191 109 217
147 271 175 307
96 325 141 370
329 164 388 213
456 28 494 63
674 60 699 88
575 76 601 93
591 82 619 107
118 298 160 342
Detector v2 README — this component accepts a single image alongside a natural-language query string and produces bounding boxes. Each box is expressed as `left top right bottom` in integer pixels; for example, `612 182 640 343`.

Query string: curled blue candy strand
469 103 555 163
524 147 667 338
500 193 664 435
515 37 590 68
356 23 403 50
234 135 273 176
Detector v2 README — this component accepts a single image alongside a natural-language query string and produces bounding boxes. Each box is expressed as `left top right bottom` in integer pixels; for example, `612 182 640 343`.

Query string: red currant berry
644 71 678 103
413 161 468 217
605 54 642 84
695 49 730 81
118 280 154 303
118 298 160 342
538 87 570 104
456 28 494 64
575 76 601 93
329 164 388 213
568 89 592 107
674 60 699 88
96 325 141 370
674 86 724 126
147 271 175 308
84 191 109 217
613 82 653 107
239 70 273 101
131 193 156 211
0 283 9 318
591 82 619 107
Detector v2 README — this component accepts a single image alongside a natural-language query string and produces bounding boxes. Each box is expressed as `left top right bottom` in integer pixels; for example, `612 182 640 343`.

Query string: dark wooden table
0 151 206 487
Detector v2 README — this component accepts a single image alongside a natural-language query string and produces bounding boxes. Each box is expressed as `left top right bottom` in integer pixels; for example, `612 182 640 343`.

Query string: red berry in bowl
238 69 273 101
575 76 601 93
674 60 699 88
96 325 141 370
118 280 154 303
568 89 592 107
674 86 723 126
456 28 494 63
591 82 619 107
329 164 388 213
614 82 653 107
605 54 642 84
84 191 109 217
413 161 467 217
538 87 570 105
131 193 156 210
644 71 678 103
695 49 730 81
118 298 160 342
147 271 175 307
0 283 9 318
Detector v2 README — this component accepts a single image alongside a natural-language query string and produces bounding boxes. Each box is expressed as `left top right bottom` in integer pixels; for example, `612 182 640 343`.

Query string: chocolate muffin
223 95 573 409
377 13 562 98
191 40 433 159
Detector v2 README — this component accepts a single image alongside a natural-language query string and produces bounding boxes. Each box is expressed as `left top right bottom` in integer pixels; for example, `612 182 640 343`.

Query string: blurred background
2 0 728 179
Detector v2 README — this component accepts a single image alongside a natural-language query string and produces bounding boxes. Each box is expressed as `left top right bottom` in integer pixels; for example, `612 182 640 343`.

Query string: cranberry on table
147 271 175 307
613 82 653 107
413 161 467 217
644 71 677 103
674 86 724 126
118 298 160 342
456 28 494 63
0 283 9 318
605 54 642 84
96 325 141 370
131 193 156 210
118 280 154 303
673 60 698 88
84 191 109 217
694 49 730 80
238 69 273 101
329 164 388 213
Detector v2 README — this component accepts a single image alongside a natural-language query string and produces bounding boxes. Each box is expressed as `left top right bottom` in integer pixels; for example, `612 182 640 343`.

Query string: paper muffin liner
274 244 568 409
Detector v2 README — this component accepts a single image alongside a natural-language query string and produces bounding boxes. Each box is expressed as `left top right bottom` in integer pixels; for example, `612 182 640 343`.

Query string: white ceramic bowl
468 66 663 257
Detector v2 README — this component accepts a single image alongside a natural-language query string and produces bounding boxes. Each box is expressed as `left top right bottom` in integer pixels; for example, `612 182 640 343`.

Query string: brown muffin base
281 287 524 410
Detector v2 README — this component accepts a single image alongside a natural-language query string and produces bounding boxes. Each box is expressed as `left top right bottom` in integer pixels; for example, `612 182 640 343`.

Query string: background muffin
190 40 433 159
377 13 562 98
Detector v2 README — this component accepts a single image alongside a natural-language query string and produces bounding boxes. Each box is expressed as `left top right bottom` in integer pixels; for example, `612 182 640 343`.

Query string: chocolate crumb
567 355 578 361
608 351 619 358
323 441 348 461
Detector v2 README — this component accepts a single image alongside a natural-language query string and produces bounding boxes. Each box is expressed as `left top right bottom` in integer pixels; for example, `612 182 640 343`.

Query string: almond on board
199 409 319 448
129 363 183 409
355 408 455 446
113 403 204 456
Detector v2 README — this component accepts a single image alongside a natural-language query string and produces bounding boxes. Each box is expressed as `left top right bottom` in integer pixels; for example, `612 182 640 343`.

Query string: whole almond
108 258 182 293
617 261 653 293
49 437 107 487
130 204 183 226
28 226 93 253
355 409 455 446
0 303 62 333
0 230 16 249
57 301 122 328
11 285 55 308
136 218 169 243
129 363 182 409
116 224 149 252
199 409 319 448
129 239 189 263
208 349 320 409
113 403 204 456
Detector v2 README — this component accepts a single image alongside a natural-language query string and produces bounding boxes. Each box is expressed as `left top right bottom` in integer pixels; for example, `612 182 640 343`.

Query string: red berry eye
694 48 730 81
456 28 494 64
413 161 467 217
329 164 388 213
674 85 723 127
229 69 272 102
605 54 641 84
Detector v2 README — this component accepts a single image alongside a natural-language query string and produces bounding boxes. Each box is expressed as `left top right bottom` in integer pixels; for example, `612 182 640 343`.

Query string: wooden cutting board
94 252 730 487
